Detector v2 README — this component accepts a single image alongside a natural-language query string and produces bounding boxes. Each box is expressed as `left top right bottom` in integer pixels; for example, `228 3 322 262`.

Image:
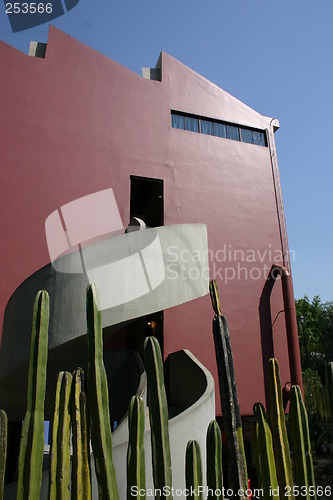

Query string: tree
295 295 333 376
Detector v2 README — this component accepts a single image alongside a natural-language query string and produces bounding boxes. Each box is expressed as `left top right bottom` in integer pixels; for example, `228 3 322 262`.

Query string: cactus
49 371 73 500
127 396 146 500
206 420 224 500
209 280 247 499
17 290 49 500
86 284 119 500
72 368 91 500
143 336 172 499
185 440 203 500
253 403 278 500
289 385 316 500
0 409 8 499
268 358 294 500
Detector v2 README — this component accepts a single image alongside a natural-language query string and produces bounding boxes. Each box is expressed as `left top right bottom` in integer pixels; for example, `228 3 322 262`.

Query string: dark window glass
171 113 185 130
226 125 240 141
240 128 253 144
200 119 214 135
214 122 226 138
253 131 266 146
185 116 199 132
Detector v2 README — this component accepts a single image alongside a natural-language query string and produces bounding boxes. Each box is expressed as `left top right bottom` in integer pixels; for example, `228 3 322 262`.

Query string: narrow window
200 119 214 136
253 130 266 146
185 116 199 133
240 128 253 144
171 113 185 130
214 122 226 138
226 124 240 141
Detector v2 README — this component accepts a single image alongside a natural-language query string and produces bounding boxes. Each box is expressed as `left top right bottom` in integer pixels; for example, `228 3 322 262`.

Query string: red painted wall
0 27 293 415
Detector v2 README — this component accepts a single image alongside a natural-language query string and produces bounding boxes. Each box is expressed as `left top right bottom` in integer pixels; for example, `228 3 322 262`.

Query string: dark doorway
130 176 163 228
129 176 164 354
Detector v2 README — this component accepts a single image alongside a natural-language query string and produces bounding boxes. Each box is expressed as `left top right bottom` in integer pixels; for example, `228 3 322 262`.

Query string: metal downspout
271 264 303 396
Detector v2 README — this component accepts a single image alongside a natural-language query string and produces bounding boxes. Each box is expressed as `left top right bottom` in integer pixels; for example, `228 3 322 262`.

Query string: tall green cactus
268 358 294 500
0 409 8 499
72 368 91 500
185 440 203 500
206 420 224 500
289 385 316 500
209 280 247 500
49 371 72 500
127 396 146 500
86 284 119 500
17 290 49 500
143 336 172 499
253 403 278 500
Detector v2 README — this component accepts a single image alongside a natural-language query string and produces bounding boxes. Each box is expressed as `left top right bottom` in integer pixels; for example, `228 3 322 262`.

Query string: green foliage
185 440 203 500
127 396 146 500
17 290 49 500
295 296 333 372
144 336 172 499
303 369 331 424
0 409 8 500
327 362 333 417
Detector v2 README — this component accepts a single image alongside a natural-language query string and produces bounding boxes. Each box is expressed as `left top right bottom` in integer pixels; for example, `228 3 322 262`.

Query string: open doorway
130 176 163 228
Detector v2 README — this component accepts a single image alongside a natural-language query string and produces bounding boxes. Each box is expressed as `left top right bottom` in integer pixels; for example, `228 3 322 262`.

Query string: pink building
0 27 301 426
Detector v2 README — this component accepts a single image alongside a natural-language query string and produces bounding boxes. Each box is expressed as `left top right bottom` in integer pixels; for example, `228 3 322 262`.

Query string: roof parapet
29 41 47 59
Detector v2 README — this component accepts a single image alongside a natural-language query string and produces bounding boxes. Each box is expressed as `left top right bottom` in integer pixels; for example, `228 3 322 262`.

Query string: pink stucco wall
0 27 293 415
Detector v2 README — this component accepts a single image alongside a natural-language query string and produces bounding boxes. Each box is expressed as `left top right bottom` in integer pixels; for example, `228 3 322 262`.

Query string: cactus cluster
144 336 173 498
252 358 317 500
86 284 119 500
289 385 317 500
72 368 91 500
4 281 318 500
17 290 49 500
209 280 248 499
49 371 73 500
253 403 278 499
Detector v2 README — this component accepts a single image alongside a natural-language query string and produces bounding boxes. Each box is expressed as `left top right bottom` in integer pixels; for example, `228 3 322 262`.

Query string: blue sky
1 0 332 302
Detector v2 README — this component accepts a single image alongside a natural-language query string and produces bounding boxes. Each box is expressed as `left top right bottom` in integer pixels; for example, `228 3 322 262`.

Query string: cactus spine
206 420 224 500
185 440 203 500
209 280 247 499
86 284 119 500
144 336 173 499
0 409 8 499
289 385 316 500
268 358 294 500
127 396 146 500
17 290 49 500
253 403 278 499
49 371 72 500
72 368 91 500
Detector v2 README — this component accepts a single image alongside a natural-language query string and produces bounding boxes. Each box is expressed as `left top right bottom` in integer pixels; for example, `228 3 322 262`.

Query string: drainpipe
271 264 303 397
